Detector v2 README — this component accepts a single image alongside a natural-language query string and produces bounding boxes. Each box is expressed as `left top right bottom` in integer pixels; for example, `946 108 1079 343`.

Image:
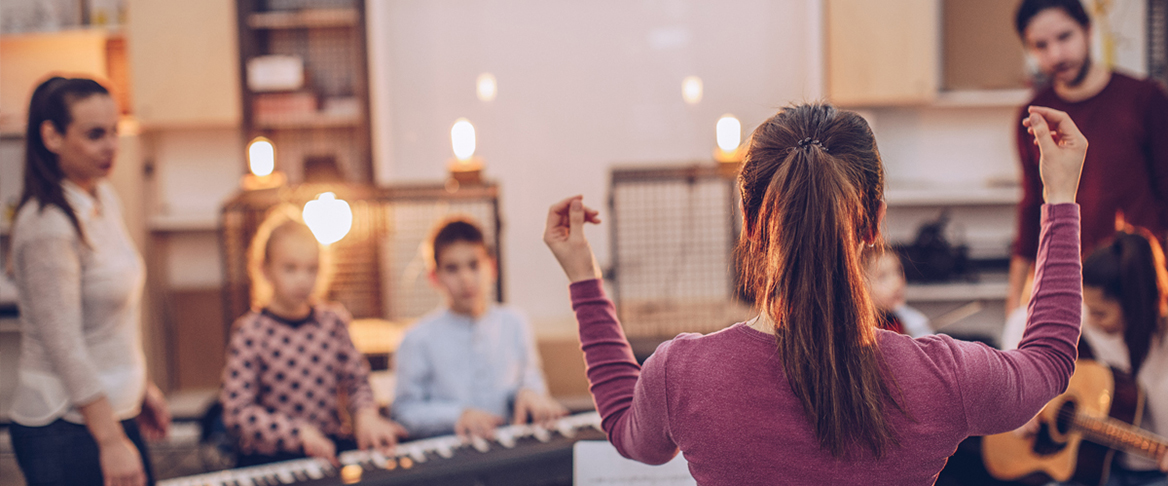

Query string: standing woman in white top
7 77 169 486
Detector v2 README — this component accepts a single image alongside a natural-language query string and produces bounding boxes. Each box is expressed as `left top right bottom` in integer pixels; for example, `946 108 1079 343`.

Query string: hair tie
797 137 827 152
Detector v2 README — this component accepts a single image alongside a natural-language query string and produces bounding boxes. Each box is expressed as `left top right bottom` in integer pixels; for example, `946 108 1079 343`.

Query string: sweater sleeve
959 203 1082 435
14 212 105 406
1013 107 1044 260
328 310 376 415
220 319 303 455
570 281 678 465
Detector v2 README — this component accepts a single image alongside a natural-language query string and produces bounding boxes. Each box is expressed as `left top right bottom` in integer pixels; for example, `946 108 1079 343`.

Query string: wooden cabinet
235 0 373 183
826 0 1027 107
827 0 939 106
125 0 241 127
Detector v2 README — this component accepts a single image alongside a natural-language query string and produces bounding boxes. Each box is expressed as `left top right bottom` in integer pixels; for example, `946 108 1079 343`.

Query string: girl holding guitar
1076 228 1168 485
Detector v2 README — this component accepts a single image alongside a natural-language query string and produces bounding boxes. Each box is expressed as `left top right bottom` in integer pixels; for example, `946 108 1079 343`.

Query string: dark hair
1015 0 1091 38
1082 227 1168 376
20 76 112 242
430 218 490 268
737 103 903 458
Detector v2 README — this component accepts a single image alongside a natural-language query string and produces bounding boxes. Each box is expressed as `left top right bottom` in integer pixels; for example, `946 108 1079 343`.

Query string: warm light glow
682 76 703 104
302 192 352 245
716 115 741 152
451 118 476 161
476 73 497 102
247 137 275 177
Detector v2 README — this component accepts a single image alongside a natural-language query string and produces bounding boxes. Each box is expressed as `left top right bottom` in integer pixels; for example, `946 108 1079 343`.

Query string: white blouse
9 180 146 426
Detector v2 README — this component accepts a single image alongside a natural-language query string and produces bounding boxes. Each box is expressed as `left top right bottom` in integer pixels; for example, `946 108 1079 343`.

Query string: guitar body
982 360 1144 486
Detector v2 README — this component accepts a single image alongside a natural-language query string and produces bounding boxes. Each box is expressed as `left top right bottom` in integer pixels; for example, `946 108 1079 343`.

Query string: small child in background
220 206 406 466
392 217 566 439
865 250 933 338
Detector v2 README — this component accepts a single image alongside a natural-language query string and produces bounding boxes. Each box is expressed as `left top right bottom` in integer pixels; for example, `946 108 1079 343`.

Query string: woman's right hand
543 196 603 283
98 435 146 486
1023 106 1087 205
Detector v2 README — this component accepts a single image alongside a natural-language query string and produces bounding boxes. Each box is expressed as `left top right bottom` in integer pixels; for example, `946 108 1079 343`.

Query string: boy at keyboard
393 218 566 439
220 208 407 466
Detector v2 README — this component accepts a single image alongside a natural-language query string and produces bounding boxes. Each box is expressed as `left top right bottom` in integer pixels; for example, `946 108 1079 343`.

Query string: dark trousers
9 417 155 486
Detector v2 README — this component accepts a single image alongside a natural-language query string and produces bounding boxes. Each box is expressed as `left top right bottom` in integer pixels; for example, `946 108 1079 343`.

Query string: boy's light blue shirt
391 305 549 437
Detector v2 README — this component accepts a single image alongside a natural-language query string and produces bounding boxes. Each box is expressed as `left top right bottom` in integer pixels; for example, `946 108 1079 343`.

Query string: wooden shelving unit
235 0 373 183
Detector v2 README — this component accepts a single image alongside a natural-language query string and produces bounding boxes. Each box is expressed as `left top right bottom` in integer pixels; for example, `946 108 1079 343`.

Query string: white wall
369 0 821 335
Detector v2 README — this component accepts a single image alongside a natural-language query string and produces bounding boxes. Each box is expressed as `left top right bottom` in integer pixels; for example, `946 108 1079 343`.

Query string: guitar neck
1073 414 1168 460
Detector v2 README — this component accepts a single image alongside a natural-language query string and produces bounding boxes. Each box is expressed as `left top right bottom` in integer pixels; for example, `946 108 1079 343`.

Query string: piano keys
159 411 605 486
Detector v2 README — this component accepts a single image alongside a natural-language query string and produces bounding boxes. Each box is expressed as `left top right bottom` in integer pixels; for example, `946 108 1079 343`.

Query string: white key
471 435 491 453
277 468 296 484
305 461 324 480
496 429 517 449
370 451 389 469
408 445 428 463
556 421 576 438
532 426 552 443
435 442 455 458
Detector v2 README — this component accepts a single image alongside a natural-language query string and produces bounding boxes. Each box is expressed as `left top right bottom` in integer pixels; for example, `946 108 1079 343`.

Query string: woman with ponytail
7 77 167 486
544 103 1101 484
1073 227 1168 484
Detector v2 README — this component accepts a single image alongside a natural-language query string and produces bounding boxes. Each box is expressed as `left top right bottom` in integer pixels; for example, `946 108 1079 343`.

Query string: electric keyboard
159 412 605 486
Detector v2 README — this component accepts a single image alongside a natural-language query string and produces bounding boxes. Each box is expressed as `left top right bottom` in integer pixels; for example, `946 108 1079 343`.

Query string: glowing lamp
682 76 703 104
714 114 744 166
241 136 286 190
302 192 352 245
447 118 484 185
476 73 497 102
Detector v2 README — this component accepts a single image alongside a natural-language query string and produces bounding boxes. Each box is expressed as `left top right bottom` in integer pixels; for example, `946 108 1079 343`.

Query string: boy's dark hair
431 218 491 267
1015 0 1091 39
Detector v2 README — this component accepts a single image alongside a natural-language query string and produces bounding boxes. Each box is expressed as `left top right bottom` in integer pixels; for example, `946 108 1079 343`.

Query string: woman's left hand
543 196 603 283
136 382 170 441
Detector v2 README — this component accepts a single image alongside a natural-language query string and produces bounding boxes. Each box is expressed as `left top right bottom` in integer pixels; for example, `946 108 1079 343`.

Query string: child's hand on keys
513 388 568 427
1023 106 1087 205
354 407 408 456
456 408 504 440
300 424 338 466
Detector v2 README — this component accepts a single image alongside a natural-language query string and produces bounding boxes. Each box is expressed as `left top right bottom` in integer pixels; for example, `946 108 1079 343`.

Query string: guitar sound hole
1055 400 1077 435
1031 400 1076 456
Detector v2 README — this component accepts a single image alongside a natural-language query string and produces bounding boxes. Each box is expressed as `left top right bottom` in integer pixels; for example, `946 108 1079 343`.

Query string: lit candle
447 118 484 185
248 137 275 177
477 73 497 102
302 192 353 245
241 136 286 190
682 76 703 105
713 114 744 165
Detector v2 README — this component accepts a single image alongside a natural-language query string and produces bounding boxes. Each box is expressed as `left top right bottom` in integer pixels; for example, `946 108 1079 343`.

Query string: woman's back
571 204 1082 485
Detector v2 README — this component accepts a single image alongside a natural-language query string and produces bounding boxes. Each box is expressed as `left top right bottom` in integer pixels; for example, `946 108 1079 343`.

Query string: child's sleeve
330 310 376 415
391 330 464 436
516 311 550 395
220 318 304 455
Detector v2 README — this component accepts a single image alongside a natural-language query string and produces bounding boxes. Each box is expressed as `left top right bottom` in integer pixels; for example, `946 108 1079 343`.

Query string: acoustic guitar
982 360 1168 485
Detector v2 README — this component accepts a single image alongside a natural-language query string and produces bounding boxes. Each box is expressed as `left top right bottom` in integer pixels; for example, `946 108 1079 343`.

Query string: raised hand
542 195 603 283
1023 106 1087 205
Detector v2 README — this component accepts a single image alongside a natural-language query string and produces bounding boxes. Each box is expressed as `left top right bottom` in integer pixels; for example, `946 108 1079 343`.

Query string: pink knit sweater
571 204 1082 485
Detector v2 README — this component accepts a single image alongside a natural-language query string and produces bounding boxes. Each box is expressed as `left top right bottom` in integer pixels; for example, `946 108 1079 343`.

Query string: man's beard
1062 55 1093 88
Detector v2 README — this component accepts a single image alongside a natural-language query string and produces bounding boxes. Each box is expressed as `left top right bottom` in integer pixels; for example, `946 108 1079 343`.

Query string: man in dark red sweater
1006 0 1168 316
